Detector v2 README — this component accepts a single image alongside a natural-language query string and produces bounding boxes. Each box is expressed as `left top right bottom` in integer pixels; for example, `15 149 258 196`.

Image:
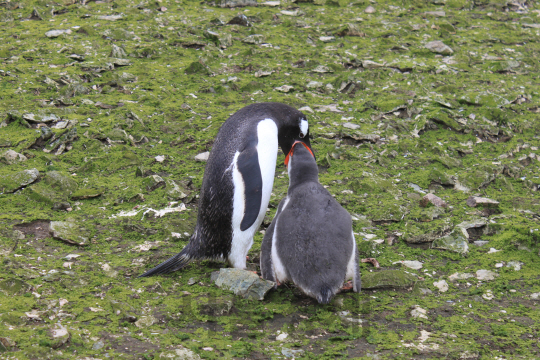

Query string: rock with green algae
361 270 417 290
0 278 32 296
70 188 103 200
431 232 469 255
47 323 70 349
0 337 16 352
49 221 90 246
1 149 27 164
26 171 78 204
0 168 39 193
165 178 188 200
214 268 275 300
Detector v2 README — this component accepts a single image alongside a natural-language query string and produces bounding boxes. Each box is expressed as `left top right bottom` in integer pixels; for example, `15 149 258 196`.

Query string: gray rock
282 347 305 358
0 337 16 351
214 268 275 300
0 278 31 296
275 85 294 93
92 340 104 350
159 348 201 360
199 298 233 316
466 196 499 208
45 29 72 38
473 240 489 246
424 10 446 17
363 60 385 69
476 269 498 281
507 261 523 271
395 260 423 270
422 193 447 207
165 179 188 200
457 219 487 240
411 305 428 319
433 280 449 292
135 315 156 328
195 152 210 162
109 44 127 58
97 14 124 21
0 168 40 193
343 122 361 130
365 5 376 13
306 81 323 89
48 323 70 349
448 272 474 281
227 14 251 27
362 270 416 290
425 40 453 55
143 175 166 192
1 149 27 165
432 232 468 254
311 65 333 73
243 34 265 44
50 221 89 246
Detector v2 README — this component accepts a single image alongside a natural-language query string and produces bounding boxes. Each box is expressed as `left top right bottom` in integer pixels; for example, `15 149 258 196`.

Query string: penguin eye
299 131 305 138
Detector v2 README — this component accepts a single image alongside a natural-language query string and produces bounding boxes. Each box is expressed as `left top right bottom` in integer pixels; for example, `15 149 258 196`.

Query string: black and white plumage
139 103 311 277
260 142 360 304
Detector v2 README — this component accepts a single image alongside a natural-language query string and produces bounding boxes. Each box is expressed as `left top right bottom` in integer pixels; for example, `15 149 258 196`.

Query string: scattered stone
282 347 304 357
199 298 233 316
276 332 288 341
425 40 453 55
456 219 487 240
165 179 188 200
362 60 384 69
143 175 166 192
365 5 376 13
97 14 124 21
45 29 72 38
319 36 335 42
195 151 210 162
473 240 489 246
311 65 333 73
158 347 201 360
0 168 40 193
476 269 498 281
48 323 70 349
433 280 449 292
92 340 104 350
135 315 156 328
432 232 468 255
254 69 274 77
306 81 323 89
482 289 494 300
1 149 27 165
362 270 416 289
227 14 251 27
243 34 265 44
419 288 433 295
0 337 16 351
466 196 499 208
393 260 423 270
448 273 474 281
343 122 360 130
70 188 103 200
424 10 446 17
49 221 89 246
507 261 523 271
298 106 314 114
531 293 540 300
109 44 127 58
487 247 500 254
0 278 31 296
411 305 428 319
421 193 447 208
275 85 294 92
214 268 275 300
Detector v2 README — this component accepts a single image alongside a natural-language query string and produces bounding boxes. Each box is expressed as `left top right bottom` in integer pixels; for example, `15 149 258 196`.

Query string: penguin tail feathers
316 286 335 305
137 246 192 278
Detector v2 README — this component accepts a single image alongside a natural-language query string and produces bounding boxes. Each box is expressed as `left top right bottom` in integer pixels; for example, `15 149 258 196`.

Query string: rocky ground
1 0 540 358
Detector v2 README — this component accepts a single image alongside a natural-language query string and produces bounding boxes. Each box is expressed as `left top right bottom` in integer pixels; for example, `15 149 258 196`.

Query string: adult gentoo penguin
260 141 360 304
139 103 311 277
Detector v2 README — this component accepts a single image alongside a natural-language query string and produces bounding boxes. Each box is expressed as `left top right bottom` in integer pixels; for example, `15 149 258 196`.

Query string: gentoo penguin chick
260 142 360 304
139 103 312 277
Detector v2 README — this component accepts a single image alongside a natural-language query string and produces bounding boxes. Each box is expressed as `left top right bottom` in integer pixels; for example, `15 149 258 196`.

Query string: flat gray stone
159 348 201 360
425 40 453 55
466 196 499 208
214 268 274 300
432 232 469 254
1 149 27 165
0 168 39 193
45 29 72 38
476 269 498 281
50 221 89 246
195 152 210 162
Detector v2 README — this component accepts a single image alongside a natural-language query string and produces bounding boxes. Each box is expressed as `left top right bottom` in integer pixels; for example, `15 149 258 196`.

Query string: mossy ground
1 0 540 358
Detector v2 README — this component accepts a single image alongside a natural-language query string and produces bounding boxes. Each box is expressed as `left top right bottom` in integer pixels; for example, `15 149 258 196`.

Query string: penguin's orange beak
284 141 314 167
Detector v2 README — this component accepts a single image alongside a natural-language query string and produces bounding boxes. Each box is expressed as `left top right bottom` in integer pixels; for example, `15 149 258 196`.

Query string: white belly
228 119 278 268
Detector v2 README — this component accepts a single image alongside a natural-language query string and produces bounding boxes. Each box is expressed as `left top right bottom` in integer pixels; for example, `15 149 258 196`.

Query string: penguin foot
339 281 354 292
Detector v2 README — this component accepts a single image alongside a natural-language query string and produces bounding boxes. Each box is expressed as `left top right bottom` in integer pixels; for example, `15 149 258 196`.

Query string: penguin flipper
237 144 263 231
137 246 192 277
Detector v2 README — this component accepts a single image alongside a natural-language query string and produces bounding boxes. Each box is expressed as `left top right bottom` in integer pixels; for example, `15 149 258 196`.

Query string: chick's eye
299 132 305 138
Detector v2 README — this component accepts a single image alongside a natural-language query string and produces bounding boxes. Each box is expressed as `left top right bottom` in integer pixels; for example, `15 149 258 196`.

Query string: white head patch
300 119 308 138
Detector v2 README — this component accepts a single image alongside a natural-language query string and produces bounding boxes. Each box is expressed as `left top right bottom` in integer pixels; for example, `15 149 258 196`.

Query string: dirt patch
13 220 50 240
